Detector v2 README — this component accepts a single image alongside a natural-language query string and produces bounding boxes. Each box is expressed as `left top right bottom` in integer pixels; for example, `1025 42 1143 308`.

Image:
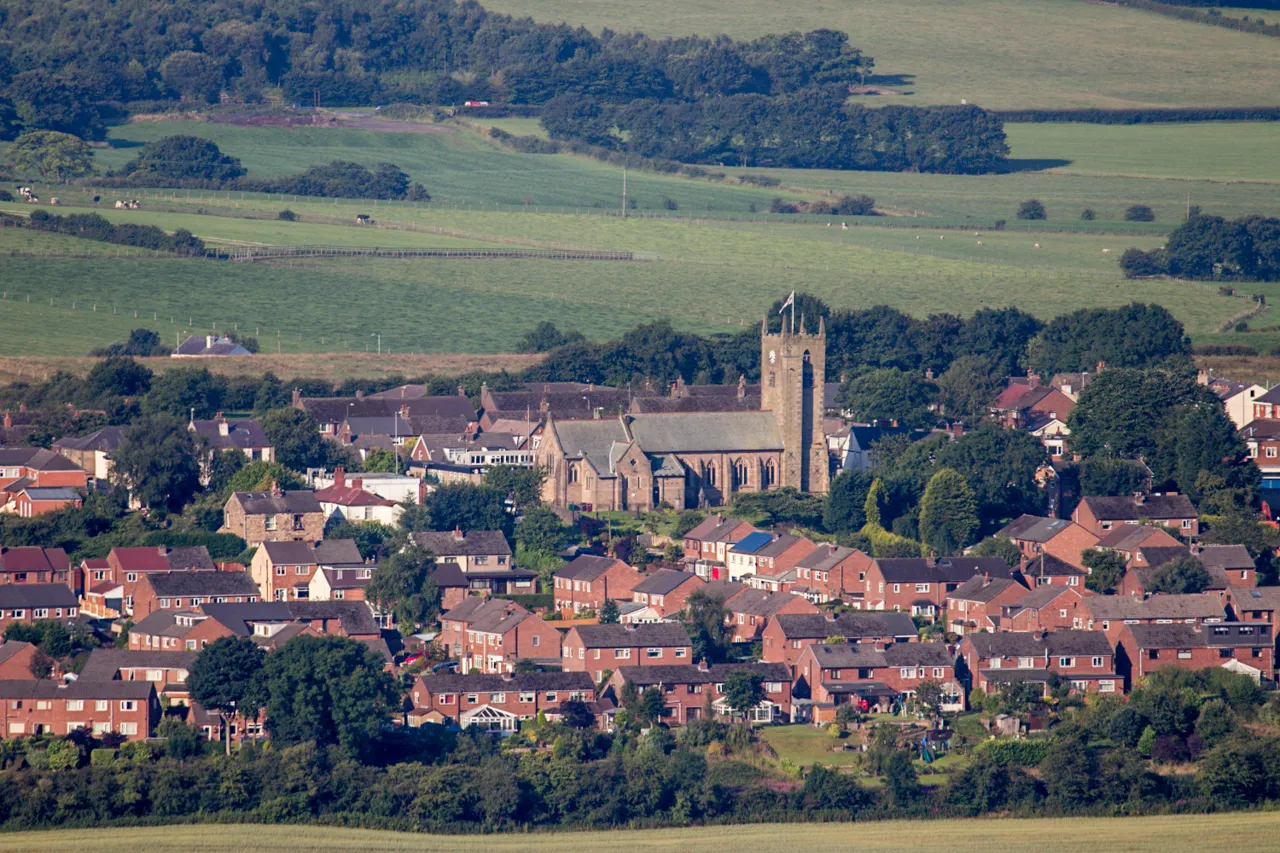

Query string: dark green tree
365 547 439 630
486 465 546 508
837 368 935 430
1016 199 1047 220
681 589 732 664
261 634 398 760
260 408 330 472
599 599 620 624
6 131 94 182
969 536 1022 568
112 415 201 513
918 467 978 555
142 367 225 419
883 749 920 806
86 357 153 398
822 469 873 533
1174 404 1258 503
121 135 245 182
1082 548 1126 594
722 670 764 717
419 482 515 538
1148 556 1212 595
187 636 266 754
936 355 1003 422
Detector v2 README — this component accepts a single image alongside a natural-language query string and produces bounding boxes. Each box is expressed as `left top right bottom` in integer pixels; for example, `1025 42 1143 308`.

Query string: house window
989 659 1002 669
1181 519 1193 529
292 515 305 530
66 700 84 711
466 694 478 704
439 694 456 705
296 566 309 574
1177 649 1192 659
915 584 929 593
120 700 136 711
614 649 631 659
1091 657 1103 667
95 700 108 711
714 683 725 693
1058 657 1074 667
492 693 505 704
1017 657 1034 668
1268 448 1278 459
160 599 170 609
545 692 557 701
646 648 662 658
119 723 138 736
1059 609 1068 618
532 636 540 648
900 668 917 679
265 517 277 531
519 692 535 703
1067 577 1079 586
33 609 48 618
893 584 900 594
276 567 286 576
932 668 943 678
1219 648 1233 658
675 648 687 658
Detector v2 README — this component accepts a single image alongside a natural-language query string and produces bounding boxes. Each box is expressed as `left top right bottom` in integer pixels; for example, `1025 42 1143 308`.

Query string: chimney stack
334 467 345 488
352 477 363 491
355 389 364 400
217 413 229 436
454 526 464 542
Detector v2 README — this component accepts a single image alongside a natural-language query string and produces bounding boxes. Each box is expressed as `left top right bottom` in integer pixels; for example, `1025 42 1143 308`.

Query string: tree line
15 210 207 256
1121 214 1280 281
541 90 1008 173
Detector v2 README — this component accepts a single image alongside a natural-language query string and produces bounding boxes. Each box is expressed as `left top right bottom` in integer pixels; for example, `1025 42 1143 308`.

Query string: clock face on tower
768 350 776 364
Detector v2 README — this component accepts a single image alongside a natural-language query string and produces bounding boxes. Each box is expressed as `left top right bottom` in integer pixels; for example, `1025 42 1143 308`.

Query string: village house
1249 385 1280 422
945 575 1029 635
0 642 39 679
682 515 757 579
81 545 219 619
561 623 694 681
1117 544 1253 599
996 515 1099 568
294 389 476 438
607 661 793 724
0 547 73 588
0 447 88 492
285 601 382 640
0 584 79 630
454 603 562 674
410 529 535 595
1230 586 1280 625
130 571 261 618
1207 378 1266 429
409 431 537 482
1020 553 1088 589
188 415 273 465
1241 419 1280 479
7 483 83 517
0 680 159 740
437 597 528 659
52 426 126 483
795 641 961 718
249 539 364 603
307 565 374 602
959 630 1119 696
1071 493 1198 537
311 470 424 506
760 611 919 669
1081 593 1227 646
791 545 873 603
723 588 819 642
222 487 326 546
314 470 400 526
862 556 1015 616
78 649 198 705
172 335 252 357
1093 525 1184 565
630 569 705 619
726 532 817 582
991 377 1076 431
1118 622 1275 686
552 554 644 614
409 671 596 731
1001 585 1092 633
127 601 378 651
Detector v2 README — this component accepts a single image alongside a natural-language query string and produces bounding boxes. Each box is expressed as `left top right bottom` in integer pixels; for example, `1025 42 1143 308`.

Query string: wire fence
227 245 638 262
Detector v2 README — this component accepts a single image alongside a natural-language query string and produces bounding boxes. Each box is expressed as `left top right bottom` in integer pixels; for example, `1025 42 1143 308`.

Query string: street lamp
371 333 381 355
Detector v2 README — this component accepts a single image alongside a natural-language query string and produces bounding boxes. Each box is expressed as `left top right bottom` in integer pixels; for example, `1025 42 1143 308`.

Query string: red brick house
0 642 39 679
78 648 199 705
0 547 73 588
791 545 873 603
997 514 1099 568
1118 622 1275 687
1231 586 1280 625
438 597 525 658
10 486 82 517
606 661 793 724
749 535 820 579
959 630 1119 696
249 539 364 603
630 569 705 619
0 680 158 740
1081 593 1227 646
131 570 261 618
1020 553 1088 589
410 529 536 595
409 671 596 731
85 546 219 618
795 641 961 717
561 622 694 681
945 575 1029 635
1002 585 1091 632
1072 493 1198 537
863 556 1015 616
553 555 644 614
682 515 756 577
1116 546 1248 599
0 447 88 491
455 604 562 674
723 588 819 642
1200 545 1258 588
0 584 79 630
1094 525 1185 563
761 611 919 669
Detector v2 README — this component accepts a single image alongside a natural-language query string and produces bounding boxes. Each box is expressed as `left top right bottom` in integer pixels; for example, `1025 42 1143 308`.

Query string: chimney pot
351 477 363 491
334 467 345 488
454 526 464 541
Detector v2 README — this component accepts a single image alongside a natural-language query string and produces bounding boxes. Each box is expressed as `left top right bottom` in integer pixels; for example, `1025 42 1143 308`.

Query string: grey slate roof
0 584 77 609
79 649 198 681
287 601 380 635
0 680 154 700
796 544 860 573
421 671 593 694
53 426 126 453
262 539 363 566
165 547 218 572
633 568 700 596
629 396 760 414
300 395 475 426
876 556 1013 584
1095 526 1174 552
412 530 512 558
555 554 627 582
0 447 83 471
200 602 293 635
1081 494 1196 521
1008 585 1077 612
617 661 790 686
1200 545 1255 571
572 622 691 648
949 575 1022 604
232 490 322 515
628 412 782 453
771 611 918 640
997 514 1076 543
1126 621 1272 649
1233 587 1280 612
1085 593 1225 621
1022 553 1086 578
145 571 260 598
190 419 271 450
806 641 954 669
726 588 804 617
964 630 1112 657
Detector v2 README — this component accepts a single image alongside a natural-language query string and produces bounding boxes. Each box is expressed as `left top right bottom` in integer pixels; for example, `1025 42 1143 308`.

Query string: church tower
760 312 829 495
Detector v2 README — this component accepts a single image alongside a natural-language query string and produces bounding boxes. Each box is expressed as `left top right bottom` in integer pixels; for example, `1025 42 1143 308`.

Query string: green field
481 0 1280 111
4 814 1280 852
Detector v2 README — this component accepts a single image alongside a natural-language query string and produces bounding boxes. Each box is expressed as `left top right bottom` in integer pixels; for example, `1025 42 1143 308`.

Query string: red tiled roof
0 546 71 573
110 547 173 573
313 484 394 507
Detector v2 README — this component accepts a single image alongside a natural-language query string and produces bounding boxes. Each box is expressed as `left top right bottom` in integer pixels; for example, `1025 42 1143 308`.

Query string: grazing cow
1102 248 1110 254
841 222 848 230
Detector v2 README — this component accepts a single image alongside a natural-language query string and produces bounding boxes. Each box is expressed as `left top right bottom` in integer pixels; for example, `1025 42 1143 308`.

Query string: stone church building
538 317 830 511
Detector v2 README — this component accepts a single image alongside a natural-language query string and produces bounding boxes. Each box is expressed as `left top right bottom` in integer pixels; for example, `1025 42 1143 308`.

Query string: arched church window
762 459 776 488
733 460 748 489
568 464 579 484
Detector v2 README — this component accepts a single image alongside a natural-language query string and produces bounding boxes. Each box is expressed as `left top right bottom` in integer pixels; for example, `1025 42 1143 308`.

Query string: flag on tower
779 291 795 314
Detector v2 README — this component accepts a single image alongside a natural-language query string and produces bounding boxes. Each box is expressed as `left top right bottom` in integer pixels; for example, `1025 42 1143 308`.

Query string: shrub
89 748 118 766
1016 199 1047 220
993 219 1006 230
1080 208 1096 220
1125 204 1156 222
663 198 678 210
0 190 12 202
277 209 297 221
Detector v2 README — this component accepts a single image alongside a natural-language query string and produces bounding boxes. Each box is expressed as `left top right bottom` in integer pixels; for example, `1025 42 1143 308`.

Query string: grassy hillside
4 813 1280 853
480 0 1280 110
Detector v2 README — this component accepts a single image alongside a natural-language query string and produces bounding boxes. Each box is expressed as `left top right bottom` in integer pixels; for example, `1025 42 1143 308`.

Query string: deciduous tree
918 468 978 555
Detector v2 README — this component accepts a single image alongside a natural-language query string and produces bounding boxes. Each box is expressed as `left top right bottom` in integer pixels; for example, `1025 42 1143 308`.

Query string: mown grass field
5 814 1280 853
481 0 1280 111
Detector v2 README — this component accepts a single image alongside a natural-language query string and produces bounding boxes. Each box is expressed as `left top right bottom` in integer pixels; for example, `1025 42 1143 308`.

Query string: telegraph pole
622 167 627 219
